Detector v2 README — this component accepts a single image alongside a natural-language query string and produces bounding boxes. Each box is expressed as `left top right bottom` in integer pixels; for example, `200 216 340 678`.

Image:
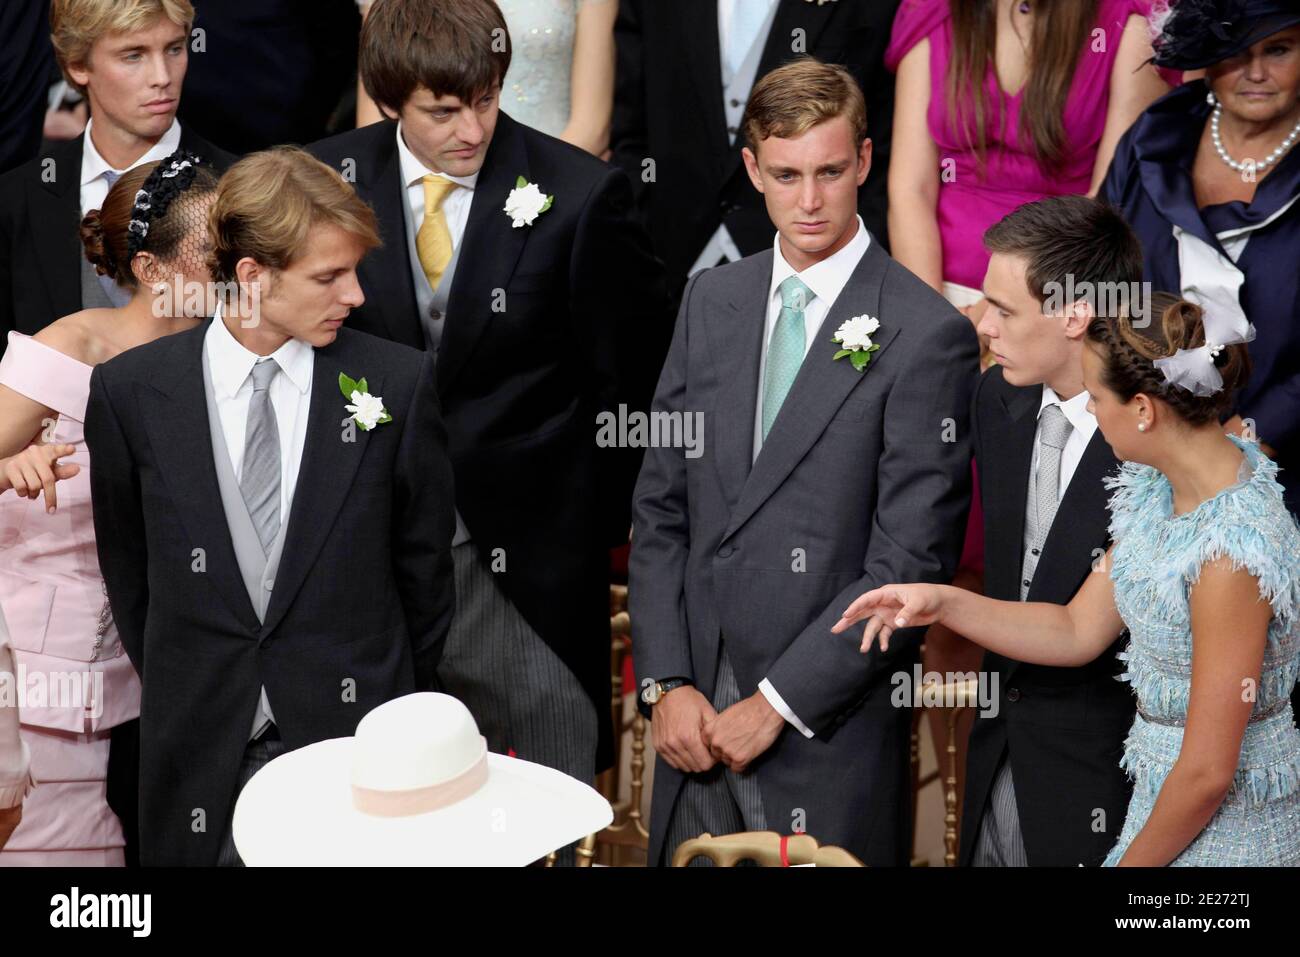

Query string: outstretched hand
830 583 947 653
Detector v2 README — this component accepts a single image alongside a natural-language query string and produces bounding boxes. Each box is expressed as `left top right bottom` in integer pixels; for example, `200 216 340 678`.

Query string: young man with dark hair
961 194 1144 866
308 0 671 831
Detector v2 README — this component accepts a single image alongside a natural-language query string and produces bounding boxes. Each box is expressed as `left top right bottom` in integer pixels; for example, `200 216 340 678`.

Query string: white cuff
758 678 814 739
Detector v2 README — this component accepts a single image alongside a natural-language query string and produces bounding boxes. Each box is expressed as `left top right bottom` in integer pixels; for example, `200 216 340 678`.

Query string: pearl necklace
1210 102 1300 174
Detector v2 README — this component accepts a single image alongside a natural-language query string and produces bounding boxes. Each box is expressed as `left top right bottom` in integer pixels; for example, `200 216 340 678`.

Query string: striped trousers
216 730 287 867
972 751 1028 866
658 645 769 866
437 541 598 864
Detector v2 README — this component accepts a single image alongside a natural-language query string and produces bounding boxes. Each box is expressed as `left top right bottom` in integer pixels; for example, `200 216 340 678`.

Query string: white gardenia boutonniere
504 176 553 228
339 372 391 431
832 315 881 372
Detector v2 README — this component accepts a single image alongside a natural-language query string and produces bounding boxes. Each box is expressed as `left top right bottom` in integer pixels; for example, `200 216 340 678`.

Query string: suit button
727 125 738 135
1007 687 1021 702
264 579 274 591
1031 548 1039 556
1022 579 1031 588
730 98 742 108
718 545 734 558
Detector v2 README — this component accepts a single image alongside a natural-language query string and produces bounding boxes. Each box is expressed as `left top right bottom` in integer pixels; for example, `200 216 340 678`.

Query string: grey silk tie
97 171 132 308
1035 404 1072 536
240 359 281 555
1020 403 1073 600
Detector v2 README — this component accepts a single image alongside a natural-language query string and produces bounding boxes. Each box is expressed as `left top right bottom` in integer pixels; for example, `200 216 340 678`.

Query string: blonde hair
208 147 381 285
742 57 868 154
50 0 195 92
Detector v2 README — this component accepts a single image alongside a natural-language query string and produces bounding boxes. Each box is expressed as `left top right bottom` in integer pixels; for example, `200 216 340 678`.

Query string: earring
1137 421 1147 432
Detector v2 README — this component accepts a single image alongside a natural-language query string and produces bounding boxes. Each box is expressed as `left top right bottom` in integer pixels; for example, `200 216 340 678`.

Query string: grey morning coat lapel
708 238 900 543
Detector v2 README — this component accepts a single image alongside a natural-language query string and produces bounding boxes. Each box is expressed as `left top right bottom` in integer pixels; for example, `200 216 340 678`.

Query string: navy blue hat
1151 0 1300 69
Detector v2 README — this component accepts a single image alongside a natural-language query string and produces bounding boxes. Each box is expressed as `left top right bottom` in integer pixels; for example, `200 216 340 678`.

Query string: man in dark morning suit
631 60 976 867
611 0 899 299
959 196 1140 867
85 149 456 866
0 0 236 357
308 0 671 814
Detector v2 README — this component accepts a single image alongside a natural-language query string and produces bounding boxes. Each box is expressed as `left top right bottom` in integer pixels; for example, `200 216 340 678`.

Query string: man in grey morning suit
629 60 978 866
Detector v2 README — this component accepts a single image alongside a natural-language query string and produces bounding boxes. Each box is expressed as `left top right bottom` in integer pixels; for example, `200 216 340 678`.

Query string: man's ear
856 137 872 186
741 145 764 193
1064 298 1095 340
65 60 91 91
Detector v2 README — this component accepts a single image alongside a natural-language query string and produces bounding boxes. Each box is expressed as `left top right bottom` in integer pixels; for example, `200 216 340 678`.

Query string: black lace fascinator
1151 0 1300 69
126 149 206 259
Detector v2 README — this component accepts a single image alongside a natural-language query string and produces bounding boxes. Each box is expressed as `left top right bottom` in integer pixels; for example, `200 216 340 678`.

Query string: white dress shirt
752 216 872 740
718 0 780 79
79 117 182 215
1034 384 1098 501
205 308 315 739
687 0 781 277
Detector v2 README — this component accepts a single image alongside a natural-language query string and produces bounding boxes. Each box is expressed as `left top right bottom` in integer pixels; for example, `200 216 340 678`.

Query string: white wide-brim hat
232 693 612 866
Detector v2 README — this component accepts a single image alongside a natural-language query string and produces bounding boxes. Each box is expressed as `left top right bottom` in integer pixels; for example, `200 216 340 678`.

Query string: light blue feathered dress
1101 434 1300 866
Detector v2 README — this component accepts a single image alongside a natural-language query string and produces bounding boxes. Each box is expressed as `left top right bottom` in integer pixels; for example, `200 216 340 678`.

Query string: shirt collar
395 122 479 191
81 117 183 188
1039 383 1098 442
769 215 871 312
206 303 314 400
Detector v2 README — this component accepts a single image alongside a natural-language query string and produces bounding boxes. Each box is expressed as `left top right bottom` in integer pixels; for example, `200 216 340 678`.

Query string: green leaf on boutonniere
356 377 369 395
833 349 853 360
539 196 553 213
339 372 359 399
515 175 528 188
848 343 882 372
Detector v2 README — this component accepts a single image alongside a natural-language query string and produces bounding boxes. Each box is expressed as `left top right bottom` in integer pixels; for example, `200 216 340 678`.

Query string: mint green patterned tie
761 276 815 440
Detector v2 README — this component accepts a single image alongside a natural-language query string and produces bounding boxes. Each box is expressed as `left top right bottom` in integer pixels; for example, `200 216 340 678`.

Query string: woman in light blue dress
834 296 1300 865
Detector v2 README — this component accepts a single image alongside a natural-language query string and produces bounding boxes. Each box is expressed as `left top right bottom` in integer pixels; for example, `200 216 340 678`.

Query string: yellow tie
416 174 456 291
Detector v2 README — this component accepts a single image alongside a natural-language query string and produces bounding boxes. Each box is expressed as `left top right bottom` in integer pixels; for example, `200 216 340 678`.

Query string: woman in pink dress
0 151 216 865
0 614 33 849
884 0 1175 835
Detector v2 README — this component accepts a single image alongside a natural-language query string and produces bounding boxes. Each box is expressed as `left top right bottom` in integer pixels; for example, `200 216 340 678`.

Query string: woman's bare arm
1113 557 1272 865
835 544 1126 666
1088 13 1169 196
888 38 944 292
560 0 619 157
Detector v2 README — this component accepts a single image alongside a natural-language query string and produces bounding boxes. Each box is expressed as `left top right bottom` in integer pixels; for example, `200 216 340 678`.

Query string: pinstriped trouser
659 645 769 866
437 541 598 864
972 750 1029 866
217 731 287 867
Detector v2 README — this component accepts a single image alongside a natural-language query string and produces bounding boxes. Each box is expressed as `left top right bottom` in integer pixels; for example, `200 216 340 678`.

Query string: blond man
629 59 979 866
85 148 457 866
0 0 235 350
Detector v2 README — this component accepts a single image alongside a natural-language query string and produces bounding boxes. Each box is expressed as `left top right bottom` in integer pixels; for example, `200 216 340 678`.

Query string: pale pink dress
0 332 141 865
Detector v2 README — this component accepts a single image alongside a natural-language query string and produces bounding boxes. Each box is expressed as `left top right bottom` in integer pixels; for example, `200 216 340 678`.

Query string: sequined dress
497 0 612 137
1102 434 1300 866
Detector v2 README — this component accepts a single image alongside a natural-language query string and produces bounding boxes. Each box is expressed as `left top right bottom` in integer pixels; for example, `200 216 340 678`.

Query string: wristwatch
641 677 690 706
